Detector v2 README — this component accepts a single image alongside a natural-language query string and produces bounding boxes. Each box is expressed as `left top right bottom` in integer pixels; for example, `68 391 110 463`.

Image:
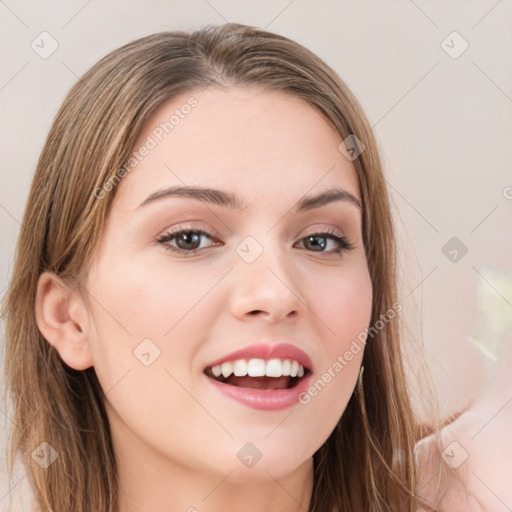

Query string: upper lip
204 343 313 372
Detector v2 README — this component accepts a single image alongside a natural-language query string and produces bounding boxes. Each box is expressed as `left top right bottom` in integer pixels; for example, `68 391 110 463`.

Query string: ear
35 272 94 370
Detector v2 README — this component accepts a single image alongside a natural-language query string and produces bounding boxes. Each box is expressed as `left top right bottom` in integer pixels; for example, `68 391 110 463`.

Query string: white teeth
247 358 266 377
265 359 282 377
233 359 248 376
209 358 307 379
221 362 233 378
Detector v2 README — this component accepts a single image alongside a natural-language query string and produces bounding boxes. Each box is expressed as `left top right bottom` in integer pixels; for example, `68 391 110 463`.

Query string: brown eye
302 235 328 252
157 229 218 253
174 232 202 250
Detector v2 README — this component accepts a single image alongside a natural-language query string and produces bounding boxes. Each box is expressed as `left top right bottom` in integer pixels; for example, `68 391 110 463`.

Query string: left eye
156 229 354 255
295 232 353 253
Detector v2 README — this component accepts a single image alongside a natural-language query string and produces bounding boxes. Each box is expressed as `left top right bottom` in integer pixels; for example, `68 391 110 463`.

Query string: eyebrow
137 185 362 212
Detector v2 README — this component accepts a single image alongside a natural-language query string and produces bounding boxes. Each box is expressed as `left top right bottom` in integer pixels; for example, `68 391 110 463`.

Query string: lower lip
206 374 312 411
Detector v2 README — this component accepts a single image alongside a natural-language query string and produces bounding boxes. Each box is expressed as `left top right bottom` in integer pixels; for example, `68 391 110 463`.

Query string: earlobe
35 272 94 370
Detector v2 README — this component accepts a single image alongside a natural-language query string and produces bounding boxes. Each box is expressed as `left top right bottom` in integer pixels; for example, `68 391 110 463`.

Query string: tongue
224 375 291 390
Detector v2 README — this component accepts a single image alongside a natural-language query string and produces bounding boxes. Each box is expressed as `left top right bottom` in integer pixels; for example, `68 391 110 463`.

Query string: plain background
1 0 511 509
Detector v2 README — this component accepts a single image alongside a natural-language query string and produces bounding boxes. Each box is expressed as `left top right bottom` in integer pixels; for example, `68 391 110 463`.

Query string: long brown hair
2 23 441 512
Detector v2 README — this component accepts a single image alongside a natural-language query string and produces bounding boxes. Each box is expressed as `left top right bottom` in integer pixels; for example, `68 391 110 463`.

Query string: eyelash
155 226 354 256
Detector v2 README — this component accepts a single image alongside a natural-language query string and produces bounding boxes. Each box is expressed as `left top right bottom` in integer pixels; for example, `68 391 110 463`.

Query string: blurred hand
416 330 512 511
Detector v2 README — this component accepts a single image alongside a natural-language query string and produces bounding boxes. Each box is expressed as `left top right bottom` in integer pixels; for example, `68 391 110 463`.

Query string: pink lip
204 343 313 411
205 343 313 371
206 373 312 411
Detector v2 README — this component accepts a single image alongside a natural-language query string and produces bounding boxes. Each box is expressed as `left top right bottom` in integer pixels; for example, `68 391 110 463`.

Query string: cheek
86 251 225 341
294 260 372 429
84 256 216 392
83 260 218 455
303 259 373 348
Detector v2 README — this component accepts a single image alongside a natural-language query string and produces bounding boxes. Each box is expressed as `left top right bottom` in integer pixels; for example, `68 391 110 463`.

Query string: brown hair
2 23 442 512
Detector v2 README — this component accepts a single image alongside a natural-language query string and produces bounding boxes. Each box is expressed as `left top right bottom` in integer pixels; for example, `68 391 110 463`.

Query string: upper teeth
211 358 305 379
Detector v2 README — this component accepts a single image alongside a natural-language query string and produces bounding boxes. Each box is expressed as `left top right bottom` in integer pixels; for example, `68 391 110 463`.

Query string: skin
417 330 512 511
36 86 373 512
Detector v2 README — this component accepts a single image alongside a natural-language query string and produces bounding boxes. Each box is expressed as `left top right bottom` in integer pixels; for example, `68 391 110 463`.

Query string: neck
117 464 314 512
116 453 314 512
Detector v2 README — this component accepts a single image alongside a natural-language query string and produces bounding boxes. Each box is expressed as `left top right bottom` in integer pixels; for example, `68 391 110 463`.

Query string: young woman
2 22 493 512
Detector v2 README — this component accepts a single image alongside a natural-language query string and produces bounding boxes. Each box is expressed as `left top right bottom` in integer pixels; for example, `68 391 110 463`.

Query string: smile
204 357 308 390
203 343 313 410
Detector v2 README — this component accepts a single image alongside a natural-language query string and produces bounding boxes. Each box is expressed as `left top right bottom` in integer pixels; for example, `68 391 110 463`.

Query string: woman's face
84 86 372 481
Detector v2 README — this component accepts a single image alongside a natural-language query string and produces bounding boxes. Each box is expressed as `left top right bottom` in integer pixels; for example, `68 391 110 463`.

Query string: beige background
1 0 511 509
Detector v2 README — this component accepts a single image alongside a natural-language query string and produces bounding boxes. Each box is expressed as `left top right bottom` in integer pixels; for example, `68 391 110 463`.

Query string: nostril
249 310 263 315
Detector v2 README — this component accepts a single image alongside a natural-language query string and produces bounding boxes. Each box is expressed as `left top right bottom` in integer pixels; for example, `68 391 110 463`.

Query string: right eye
156 229 222 254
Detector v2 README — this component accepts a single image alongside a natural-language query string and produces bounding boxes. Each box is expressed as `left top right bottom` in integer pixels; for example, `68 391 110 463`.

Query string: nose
228 245 305 324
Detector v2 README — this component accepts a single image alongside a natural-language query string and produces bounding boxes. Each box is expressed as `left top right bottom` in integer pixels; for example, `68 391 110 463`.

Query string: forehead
113 86 360 212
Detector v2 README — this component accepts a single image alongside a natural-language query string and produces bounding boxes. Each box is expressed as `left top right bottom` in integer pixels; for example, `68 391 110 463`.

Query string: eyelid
156 221 221 241
297 224 345 239
155 223 347 242
155 222 354 256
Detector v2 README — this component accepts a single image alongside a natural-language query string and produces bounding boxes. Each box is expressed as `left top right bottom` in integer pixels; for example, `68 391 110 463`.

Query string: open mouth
204 358 310 391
